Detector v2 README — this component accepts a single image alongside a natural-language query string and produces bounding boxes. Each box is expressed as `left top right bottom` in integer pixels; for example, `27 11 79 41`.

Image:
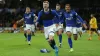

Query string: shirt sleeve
51 10 60 24
74 11 84 24
37 11 42 23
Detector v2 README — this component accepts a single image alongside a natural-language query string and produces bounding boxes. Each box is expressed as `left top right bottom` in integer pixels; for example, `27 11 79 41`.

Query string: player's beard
66 10 70 12
25 11 30 14
44 8 49 12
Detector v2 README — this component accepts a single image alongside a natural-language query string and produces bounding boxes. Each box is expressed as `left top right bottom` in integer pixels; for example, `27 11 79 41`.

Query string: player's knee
27 29 31 34
90 31 93 34
48 35 54 40
67 32 71 37
49 32 54 36
48 32 54 41
48 37 53 41
56 31 59 36
80 32 82 34
58 29 62 35
73 34 78 40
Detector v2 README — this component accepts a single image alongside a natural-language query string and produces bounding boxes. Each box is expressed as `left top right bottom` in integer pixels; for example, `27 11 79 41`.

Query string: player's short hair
26 7 30 9
91 14 95 16
65 4 71 7
43 0 49 4
56 3 60 6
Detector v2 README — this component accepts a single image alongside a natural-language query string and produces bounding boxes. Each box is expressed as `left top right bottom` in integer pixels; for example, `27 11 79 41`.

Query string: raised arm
75 12 87 29
17 18 24 24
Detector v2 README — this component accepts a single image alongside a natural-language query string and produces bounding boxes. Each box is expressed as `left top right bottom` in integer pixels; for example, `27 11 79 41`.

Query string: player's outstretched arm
75 12 87 29
83 23 87 29
17 18 24 24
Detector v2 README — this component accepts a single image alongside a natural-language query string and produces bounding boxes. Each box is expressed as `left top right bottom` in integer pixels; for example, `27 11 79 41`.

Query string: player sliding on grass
36 1 59 56
17 7 37 45
88 14 100 40
53 3 64 48
63 4 87 52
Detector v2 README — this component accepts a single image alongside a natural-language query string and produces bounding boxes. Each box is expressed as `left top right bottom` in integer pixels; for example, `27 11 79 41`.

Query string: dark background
0 0 100 27
0 0 100 8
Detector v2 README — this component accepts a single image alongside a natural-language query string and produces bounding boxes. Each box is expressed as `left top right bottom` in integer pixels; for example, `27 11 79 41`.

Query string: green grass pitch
0 33 100 56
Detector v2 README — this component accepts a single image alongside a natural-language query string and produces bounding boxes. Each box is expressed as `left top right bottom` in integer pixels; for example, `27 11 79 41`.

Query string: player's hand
83 24 87 30
85 26 88 30
83 24 87 29
16 21 19 24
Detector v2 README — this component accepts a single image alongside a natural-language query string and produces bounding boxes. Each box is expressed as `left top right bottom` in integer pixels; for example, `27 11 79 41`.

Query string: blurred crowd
0 7 100 28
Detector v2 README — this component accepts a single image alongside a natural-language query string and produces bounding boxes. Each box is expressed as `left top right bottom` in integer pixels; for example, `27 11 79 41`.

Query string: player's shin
27 30 32 45
59 34 62 44
67 32 73 52
48 39 56 49
79 32 82 37
67 32 73 48
59 34 62 47
27 34 31 41
73 34 78 40
68 37 73 52
68 37 72 48
27 34 31 45
88 31 92 40
48 36 58 56
48 36 56 49
58 29 63 47
32 31 35 36
24 33 27 39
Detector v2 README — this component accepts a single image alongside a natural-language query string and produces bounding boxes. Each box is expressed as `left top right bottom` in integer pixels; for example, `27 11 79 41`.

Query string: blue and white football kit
63 10 84 34
76 19 82 32
37 9 59 56
23 12 35 32
37 10 59 39
53 10 64 31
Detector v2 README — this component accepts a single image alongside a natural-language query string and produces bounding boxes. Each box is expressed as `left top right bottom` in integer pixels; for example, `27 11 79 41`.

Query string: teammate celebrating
63 4 87 52
54 3 63 48
36 1 59 56
17 7 37 45
88 14 99 40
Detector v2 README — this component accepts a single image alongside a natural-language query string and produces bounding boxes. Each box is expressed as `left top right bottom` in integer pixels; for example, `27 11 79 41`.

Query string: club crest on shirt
70 14 73 16
29 14 31 18
25 14 31 19
59 12 62 17
60 12 62 14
